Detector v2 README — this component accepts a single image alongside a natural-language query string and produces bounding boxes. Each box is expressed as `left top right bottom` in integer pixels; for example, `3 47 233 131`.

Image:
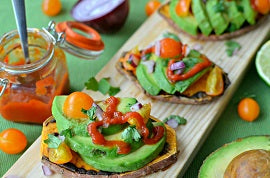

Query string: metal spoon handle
11 0 30 63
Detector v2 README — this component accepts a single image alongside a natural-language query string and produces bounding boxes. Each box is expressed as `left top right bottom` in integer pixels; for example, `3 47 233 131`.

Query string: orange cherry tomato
237 98 260 122
0 128 27 154
48 142 72 164
251 0 270 14
206 66 224 96
42 0 62 16
145 0 161 16
156 38 182 59
175 0 191 17
63 92 94 119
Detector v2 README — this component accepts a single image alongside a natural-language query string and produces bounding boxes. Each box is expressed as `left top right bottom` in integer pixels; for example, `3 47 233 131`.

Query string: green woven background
0 0 269 177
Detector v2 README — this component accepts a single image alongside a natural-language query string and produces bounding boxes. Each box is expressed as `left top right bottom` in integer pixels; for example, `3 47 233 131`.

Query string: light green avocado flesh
170 0 198 36
153 58 176 94
192 0 213 36
206 0 229 35
136 62 161 96
199 136 270 178
52 95 166 172
80 131 166 173
225 1 245 29
239 0 257 25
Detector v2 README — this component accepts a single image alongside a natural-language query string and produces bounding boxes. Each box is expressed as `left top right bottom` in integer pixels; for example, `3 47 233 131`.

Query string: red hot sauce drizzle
87 96 164 154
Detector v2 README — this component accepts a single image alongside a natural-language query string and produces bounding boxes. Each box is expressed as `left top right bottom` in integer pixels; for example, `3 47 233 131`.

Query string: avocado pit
224 149 270 178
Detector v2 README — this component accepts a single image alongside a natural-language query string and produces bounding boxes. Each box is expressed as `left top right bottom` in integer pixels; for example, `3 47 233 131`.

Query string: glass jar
0 21 104 124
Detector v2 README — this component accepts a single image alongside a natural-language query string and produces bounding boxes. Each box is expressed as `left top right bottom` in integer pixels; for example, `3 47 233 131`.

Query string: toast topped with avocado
116 32 230 104
159 0 269 40
41 92 178 177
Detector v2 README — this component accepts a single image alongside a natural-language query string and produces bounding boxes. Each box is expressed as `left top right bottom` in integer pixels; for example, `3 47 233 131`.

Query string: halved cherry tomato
251 0 270 14
175 0 191 17
0 128 27 154
63 92 94 119
156 38 182 59
42 0 62 16
238 98 260 122
205 66 224 96
48 142 72 164
145 0 161 16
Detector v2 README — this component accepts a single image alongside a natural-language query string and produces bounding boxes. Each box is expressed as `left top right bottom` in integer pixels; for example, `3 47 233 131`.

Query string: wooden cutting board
4 13 270 178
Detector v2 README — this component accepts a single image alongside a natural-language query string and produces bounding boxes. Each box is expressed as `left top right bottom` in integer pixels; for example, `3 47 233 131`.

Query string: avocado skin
136 63 161 96
206 0 229 35
239 0 257 25
79 122 166 173
199 136 270 178
153 58 176 94
225 1 245 30
192 0 213 36
169 0 198 36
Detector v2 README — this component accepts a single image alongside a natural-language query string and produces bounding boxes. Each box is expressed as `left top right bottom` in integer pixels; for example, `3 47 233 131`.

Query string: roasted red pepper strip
167 55 212 82
87 96 164 154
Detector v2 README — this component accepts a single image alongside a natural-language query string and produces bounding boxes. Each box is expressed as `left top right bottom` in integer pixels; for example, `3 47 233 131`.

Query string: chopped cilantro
44 134 62 149
60 128 73 138
81 106 96 121
163 115 187 125
108 86 121 96
84 77 120 96
213 0 226 13
121 125 141 143
225 40 241 57
84 77 99 91
98 78 111 95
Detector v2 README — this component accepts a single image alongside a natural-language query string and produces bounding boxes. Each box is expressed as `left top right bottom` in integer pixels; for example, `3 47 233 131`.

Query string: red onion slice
166 119 179 129
128 54 140 67
92 103 104 121
42 165 54 176
170 61 185 71
142 60 156 73
130 102 142 112
192 43 203 51
154 41 161 57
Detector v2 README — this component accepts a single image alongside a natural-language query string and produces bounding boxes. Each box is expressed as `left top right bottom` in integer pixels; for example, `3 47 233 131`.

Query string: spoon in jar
11 0 30 64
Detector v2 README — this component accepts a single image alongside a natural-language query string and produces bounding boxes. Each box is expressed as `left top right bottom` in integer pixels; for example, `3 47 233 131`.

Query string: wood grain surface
3 13 270 178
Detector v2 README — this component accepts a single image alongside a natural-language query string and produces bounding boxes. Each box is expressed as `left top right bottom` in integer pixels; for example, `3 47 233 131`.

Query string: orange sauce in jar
0 29 69 124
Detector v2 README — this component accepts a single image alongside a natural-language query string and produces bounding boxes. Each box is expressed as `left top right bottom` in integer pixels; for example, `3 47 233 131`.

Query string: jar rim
0 28 54 74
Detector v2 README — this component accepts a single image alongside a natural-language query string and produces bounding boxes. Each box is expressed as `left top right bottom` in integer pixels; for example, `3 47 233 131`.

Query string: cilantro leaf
163 115 187 125
60 128 73 138
44 134 62 149
84 77 120 96
108 86 121 96
98 78 111 95
81 106 96 121
121 125 141 143
225 40 241 57
84 77 99 91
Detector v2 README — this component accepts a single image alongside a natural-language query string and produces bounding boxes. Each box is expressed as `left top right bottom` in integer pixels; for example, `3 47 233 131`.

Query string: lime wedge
255 40 270 86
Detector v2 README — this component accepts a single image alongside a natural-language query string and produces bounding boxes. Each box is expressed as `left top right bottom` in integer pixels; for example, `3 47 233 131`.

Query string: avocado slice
225 1 245 30
206 0 229 35
153 58 176 94
136 62 161 96
199 136 270 178
192 0 213 36
79 122 166 173
239 0 257 25
169 0 198 36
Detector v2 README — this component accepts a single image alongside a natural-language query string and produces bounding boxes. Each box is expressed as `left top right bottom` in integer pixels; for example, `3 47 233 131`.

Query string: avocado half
41 96 178 177
199 136 270 178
